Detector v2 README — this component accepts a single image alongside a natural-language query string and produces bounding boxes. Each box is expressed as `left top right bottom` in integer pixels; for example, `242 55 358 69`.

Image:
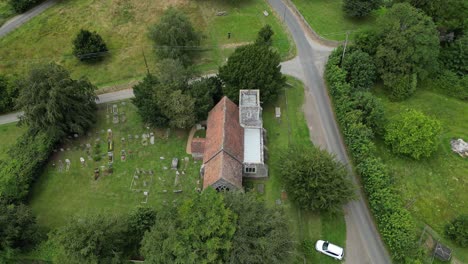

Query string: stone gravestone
121 150 126 161
112 104 118 114
174 173 180 187
112 113 119 124
121 137 126 148
108 152 114 163
184 157 189 170
94 168 100 180
120 112 126 123
65 159 71 172
150 132 155 145
58 160 63 172
107 129 113 140
80 157 85 167
171 158 178 170
141 134 148 146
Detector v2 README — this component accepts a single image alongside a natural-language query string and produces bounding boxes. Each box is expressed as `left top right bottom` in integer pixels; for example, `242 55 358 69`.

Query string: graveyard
29 100 201 228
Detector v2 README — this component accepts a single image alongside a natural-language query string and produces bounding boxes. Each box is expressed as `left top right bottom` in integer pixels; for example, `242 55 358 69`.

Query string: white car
315 240 344 260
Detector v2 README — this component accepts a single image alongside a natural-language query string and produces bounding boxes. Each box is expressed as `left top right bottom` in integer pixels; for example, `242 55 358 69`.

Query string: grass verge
290 0 375 41
259 76 346 263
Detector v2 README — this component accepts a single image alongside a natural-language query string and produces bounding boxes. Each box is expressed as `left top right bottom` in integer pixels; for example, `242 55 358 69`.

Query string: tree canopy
279 145 354 212
223 192 293 264
255 24 274 46
444 214 468 248
343 0 381 17
72 29 108 62
0 201 39 252
149 7 201 65
53 215 127 264
16 63 97 140
141 188 236 263
384 109 441 159
375 3 439 100
342 50 377 90
218 43 285 104
0 75 17 114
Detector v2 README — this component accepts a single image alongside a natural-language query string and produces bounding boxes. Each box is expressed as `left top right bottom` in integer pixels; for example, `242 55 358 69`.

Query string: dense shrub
384 109 442 160
343 0 381 17
445 215 468 247
325 46 418 261
72 29 109 62
9 0 42 13
342 50 377 90
428 70 468 101
0 76 18 114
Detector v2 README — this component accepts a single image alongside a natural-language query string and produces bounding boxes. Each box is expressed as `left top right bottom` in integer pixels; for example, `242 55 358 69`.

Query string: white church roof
243 128 262 163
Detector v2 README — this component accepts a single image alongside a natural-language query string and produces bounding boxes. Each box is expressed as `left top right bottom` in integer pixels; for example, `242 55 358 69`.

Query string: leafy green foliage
218 44 285 104
0 201 40 251
72 29 109 62
0 75 17 114
439 34 468 76
126 207 156 254
384 109 441 159
132 74 169 127
16 63 97 140
444 215 468 247
149 7 201 65
375 3 439 100
342 50 376 90
396 0 467 34
53 214 127 264
0 131 56 203
343 0 381 17
255 24 274 46
223 192 293 264
141 188 236 263
326 47 418 261
427 70 468 101
187 77 223 121
279 145 354 212
8 0 41 13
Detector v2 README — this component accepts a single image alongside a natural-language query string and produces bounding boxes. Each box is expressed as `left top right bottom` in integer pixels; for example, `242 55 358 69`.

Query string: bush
325 46 418 261
72 29 108 62
9 0 42 13
342 50 377 90
384 109 442 160
445 215 468 247
343 0 381 17
429 70 468 101
0 76 17 114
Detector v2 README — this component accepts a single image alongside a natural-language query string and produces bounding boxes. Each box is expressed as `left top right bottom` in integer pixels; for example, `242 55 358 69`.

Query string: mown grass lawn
28 101 201 229
291 0 376 41
0 122 26 160
0 0 293 87
0 0 15 27
257 77 346 263
373 87 468 262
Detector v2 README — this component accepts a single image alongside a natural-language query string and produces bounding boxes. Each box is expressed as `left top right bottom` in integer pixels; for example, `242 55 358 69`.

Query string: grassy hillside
0 0 294 87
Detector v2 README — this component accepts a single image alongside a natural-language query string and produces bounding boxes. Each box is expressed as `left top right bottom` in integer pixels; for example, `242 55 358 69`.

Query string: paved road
0 0 57 38
267 0 392 263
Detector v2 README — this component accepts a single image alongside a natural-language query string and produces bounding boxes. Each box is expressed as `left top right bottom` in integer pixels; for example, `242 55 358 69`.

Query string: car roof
327 243 343 255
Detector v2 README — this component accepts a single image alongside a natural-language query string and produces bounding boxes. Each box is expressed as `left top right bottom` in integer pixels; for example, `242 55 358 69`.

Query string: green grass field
28 101 201 229
373 87 468 262
0 0 293 87
0 122 26 160
260 77 346 263
0 0 15 27
291 0 375 41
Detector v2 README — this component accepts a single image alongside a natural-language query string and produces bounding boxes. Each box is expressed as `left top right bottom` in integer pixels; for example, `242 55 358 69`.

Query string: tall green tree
279 145 354 212
132 74 169 127
223 192 293 264
342 50 377 90
384 109 441 159
9 0 41 13
0 75 16 113
149 7 201 65
141 188 236 263
343 0 381 17
53 214 127 264
16 63 97 140
255 24 274 46
218 43 285 104
375 3 439 100
0 201 40 252
126 207 156 255
72 29 108 62
187 77 222 121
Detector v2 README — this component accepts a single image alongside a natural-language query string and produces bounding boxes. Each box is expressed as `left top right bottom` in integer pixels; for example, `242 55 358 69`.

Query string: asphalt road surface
0 0 57 38
266 0 392 263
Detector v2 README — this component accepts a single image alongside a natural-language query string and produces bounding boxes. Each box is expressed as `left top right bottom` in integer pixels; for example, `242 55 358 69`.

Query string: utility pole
142 50 150 75
341 31 350 65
